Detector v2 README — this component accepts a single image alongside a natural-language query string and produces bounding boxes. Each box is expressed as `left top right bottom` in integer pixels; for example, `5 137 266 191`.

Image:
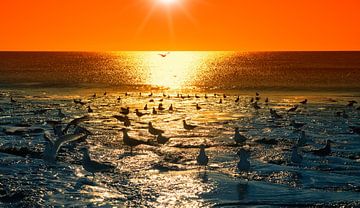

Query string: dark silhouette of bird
195 94 200 98
252 102 261 110
233 127 246 144
113 115 131 127
158 103 165 111
87 106 93 113
148 122 164 136
196 104 201 110
158 52 170 57
120 107 130 115
235 96 240 103
300 99 308 104
10 97 17 103
157 134 170 145
135 109 147 117
197 144 209 169
290 120 305 129
347 100 357 107
287 105 299 113
144 104 148 110
256 92 260 96
312 140 332 156
80 148 115 176
223 94 227 99
183 120 197 130
152 107 157 114
120 128 150 154
219 99 223 104
204 94 208 99
270 109 282 119
169 104 173 111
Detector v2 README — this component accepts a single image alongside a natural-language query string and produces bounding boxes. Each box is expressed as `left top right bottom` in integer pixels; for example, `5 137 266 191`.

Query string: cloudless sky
0 0 359 51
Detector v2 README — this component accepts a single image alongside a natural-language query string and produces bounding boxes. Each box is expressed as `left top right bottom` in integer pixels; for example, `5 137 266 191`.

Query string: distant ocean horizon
1 51 360 93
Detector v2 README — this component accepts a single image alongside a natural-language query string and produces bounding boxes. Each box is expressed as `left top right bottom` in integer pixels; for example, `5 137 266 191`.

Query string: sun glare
159 0 177 4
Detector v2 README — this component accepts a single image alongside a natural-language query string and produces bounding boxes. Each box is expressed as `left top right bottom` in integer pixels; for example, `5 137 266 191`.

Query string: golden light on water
143 51 212 89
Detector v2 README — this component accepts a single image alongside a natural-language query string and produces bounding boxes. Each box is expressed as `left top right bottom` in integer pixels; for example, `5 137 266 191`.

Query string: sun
159 0 177 4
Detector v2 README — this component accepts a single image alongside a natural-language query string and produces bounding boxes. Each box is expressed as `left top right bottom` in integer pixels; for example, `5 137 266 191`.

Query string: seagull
158 52 170 58
120 107 130 115
149 92 153 97
148 122 164 136
250 97 254 103
113 115 131 127
265 97 269 104
10 97 17 103
270 109 282 119
291 146 303 163
144 104 148 110
158 103 165 111
235 96 240 103
219 99 223 104
43 131 85 163
91 93 96 98
252 102 261 110
103 92 107 96
347 100 357 107
290 120 306 129
149 99 154 102
183 120 197 130
312 140 332 156
117 96 121 102
237 149 250 171
63 115 91 134
152 107 157 114
287 105 299 113
157 134 170 145
256 92 260 96
57 109 66 119
135 109 147 118
196 104 201 110
196 144 209 169
300 99 308 104
233 127 246 144
297 131 307 146
80 148 115 177
169 104 173 111
195 94 200 98
223 94 227 99
87 106 93 113
204 94 208 99
120 128 150 154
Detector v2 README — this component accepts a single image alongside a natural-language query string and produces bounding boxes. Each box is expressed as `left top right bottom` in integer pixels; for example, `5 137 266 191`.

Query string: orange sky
0 0 359 51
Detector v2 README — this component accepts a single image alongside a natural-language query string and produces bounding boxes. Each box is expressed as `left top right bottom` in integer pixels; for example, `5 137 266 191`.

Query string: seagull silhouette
43 131 85 163
183 120 197 130
158 52 170 57
148 122 164 136
197 144 209 169
120 128 150 154
237 149 250 171
80 148 115 177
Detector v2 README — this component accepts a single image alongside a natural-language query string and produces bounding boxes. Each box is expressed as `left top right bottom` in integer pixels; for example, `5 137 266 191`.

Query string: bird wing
63 116 90 133
43 131 55 145
53 133 86 154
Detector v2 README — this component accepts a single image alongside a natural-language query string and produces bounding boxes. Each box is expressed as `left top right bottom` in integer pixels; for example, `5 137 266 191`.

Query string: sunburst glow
159 0 177 4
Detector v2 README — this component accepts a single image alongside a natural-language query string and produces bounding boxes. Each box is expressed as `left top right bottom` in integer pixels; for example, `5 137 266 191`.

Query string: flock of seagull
1 92 360 178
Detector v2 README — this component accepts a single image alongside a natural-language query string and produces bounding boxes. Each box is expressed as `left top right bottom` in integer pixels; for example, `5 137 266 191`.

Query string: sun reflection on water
142 51 214 89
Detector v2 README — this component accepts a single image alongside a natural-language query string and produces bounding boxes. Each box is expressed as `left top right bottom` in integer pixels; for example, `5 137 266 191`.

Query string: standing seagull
148 122 164 136
157 134 170 145
120 128 150 154
300 99 308 104
43 131 85 163
287 105 299 113
237 149 250 171
80 148 115 177
196 104 201 110
183 120 197 130
291 146 303 163
197 144 209 170
312 140 332 156
233 127 247 144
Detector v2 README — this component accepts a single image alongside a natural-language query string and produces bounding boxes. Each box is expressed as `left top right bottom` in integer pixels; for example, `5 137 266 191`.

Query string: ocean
0 51 360 207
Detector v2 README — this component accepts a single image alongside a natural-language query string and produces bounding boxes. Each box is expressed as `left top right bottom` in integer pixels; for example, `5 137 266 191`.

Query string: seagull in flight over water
158 52 170 58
